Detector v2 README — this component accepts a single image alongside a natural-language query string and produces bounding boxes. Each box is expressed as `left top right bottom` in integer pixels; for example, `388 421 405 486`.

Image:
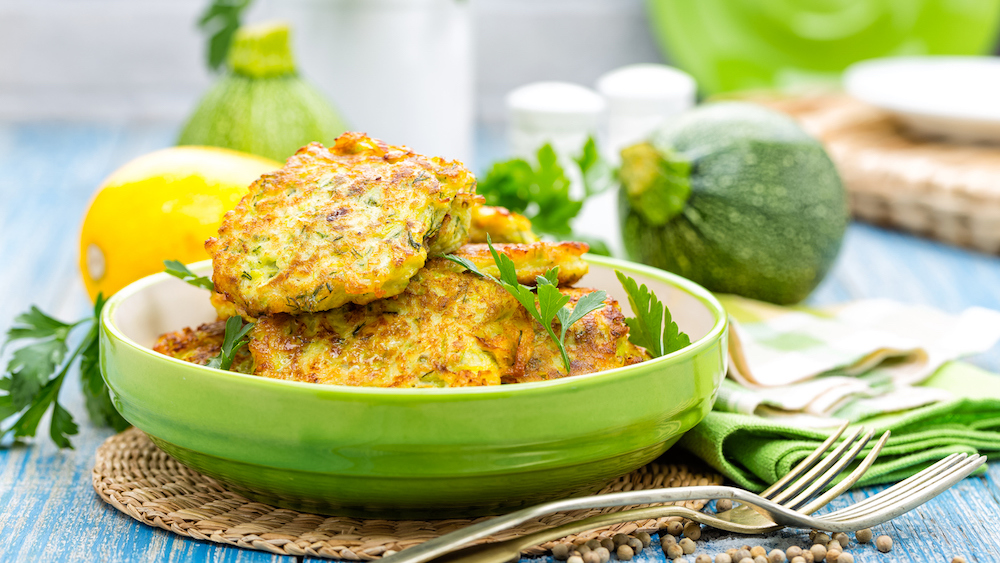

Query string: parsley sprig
616 271 691 357
164 259 215 291
0 295 129 448
207 316 253 371
164 260 252 370
477 138 614 254
444 239 607 374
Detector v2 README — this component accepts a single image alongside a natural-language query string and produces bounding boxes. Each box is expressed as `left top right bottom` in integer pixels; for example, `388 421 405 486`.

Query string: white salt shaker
505 81 606 160
596 64 696 162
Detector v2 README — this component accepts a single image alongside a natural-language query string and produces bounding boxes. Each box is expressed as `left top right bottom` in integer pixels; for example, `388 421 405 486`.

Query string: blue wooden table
1 123 998 562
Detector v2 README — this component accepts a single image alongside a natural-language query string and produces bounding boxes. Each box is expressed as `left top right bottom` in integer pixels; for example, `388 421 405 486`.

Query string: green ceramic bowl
100 256 727 518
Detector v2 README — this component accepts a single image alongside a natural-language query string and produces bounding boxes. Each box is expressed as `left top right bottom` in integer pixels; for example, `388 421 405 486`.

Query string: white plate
844 56 1000 144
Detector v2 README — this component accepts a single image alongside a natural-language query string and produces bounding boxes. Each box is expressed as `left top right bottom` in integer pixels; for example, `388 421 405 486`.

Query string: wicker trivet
93 428 723 560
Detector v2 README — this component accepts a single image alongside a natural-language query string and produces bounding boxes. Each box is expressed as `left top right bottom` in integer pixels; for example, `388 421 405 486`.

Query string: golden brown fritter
152 320 254 374
451 241 588 286
207 132 479 319
508 288 650 384
249 256 536 387
470 205 539 244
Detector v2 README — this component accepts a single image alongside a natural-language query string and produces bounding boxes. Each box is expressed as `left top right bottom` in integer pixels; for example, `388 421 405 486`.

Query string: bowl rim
102 255 728 397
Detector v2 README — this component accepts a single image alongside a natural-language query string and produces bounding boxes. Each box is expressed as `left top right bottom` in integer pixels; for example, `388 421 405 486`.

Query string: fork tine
770 426 867 504
760 421 850 499
796 430 890 514
784 429 876 510
825 453 978 521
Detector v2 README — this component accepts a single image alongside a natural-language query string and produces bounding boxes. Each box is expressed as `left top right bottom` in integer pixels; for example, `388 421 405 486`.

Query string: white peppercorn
790 558 806 563
613 533 629 546
594 546 611 563
696 555 712 563
586 538 601 550
825 549 841 563
577 544 592 557
750 546 767 557
666 544 684 559
716 498 734 512
735 549 752 561
552 543 571 560
810 544 826 561
684 522 702 541
951 558 967 563
754 556 769 563
832 532 849 548
627 537 643 554
826 540 841 552
637 532 652 548
601 538 615 552
680 537 697 554
813 533 831 545
662 535 678 547
854 529 872 544
801 551 814 563
675 559 689 563
838 554 854 563
769 548 786 563
583 552 601 563
716 554 733 563
875 535 892 553
616 544 634 561
667 521 684 536
738 558 754 563
567 556 583 563
786 546 803 558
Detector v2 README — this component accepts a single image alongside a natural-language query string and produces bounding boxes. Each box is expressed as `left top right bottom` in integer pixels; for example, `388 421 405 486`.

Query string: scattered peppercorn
738 558 754 563
601 538 615 552
786 546 803 558
594 546 610 563
810 544 827 561
586 538 601 550
696 555 712 563
684 523 702 541
583 552 601 563
813 533 831 545
875 535 892 553
716 554 733 563
832 532 849 548
636 532 652 548
735 549 752 562
662 535 677 547
666 543 684 559
825 548 841 563
826 540 841 552
613 533 629 546
838 554 854 563
616 544 634 561
790 558 806 563
716 499 734 512
675 559 689 563
626 537 643 554
951 558 967 563
577 544 592 557
750 546 767 557
680 537 697 555
855 529 872 544
769 548 786 563
667 522 684 537
754 556 768 563
801 550 814 563
567 556 583 563
552 543 571 560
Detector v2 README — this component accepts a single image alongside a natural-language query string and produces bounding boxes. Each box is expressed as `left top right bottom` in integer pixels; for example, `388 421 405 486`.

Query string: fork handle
430 505 700 563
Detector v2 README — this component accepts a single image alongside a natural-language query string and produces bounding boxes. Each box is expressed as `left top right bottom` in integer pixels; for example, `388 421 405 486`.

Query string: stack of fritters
155 133 648 388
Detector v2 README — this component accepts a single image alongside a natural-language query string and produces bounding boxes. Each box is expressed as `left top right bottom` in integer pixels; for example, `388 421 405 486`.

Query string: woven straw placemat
93 428 723 560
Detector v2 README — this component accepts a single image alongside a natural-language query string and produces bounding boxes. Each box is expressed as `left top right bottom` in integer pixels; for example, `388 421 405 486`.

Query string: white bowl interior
114 260 719 352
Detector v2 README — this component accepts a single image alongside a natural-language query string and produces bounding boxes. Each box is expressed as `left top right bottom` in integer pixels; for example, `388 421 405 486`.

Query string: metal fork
417 450 984 563
381 423 886 563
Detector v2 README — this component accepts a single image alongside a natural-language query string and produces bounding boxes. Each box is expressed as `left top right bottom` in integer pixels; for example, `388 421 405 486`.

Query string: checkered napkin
715 295 1000 427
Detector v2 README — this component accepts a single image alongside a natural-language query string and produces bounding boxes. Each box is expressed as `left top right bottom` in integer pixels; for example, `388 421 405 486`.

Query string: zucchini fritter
153 320 254 374
509 288 650 384
249 256 536 387
207 132 479 318
470 205 539 243
452 242 588 286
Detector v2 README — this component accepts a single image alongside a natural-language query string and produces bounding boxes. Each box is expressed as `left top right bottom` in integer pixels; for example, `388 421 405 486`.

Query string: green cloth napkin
680 361 1000 491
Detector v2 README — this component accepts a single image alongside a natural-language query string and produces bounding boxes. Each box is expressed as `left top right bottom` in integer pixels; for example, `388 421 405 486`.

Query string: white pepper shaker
596 64 696 162
506 81 606 160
